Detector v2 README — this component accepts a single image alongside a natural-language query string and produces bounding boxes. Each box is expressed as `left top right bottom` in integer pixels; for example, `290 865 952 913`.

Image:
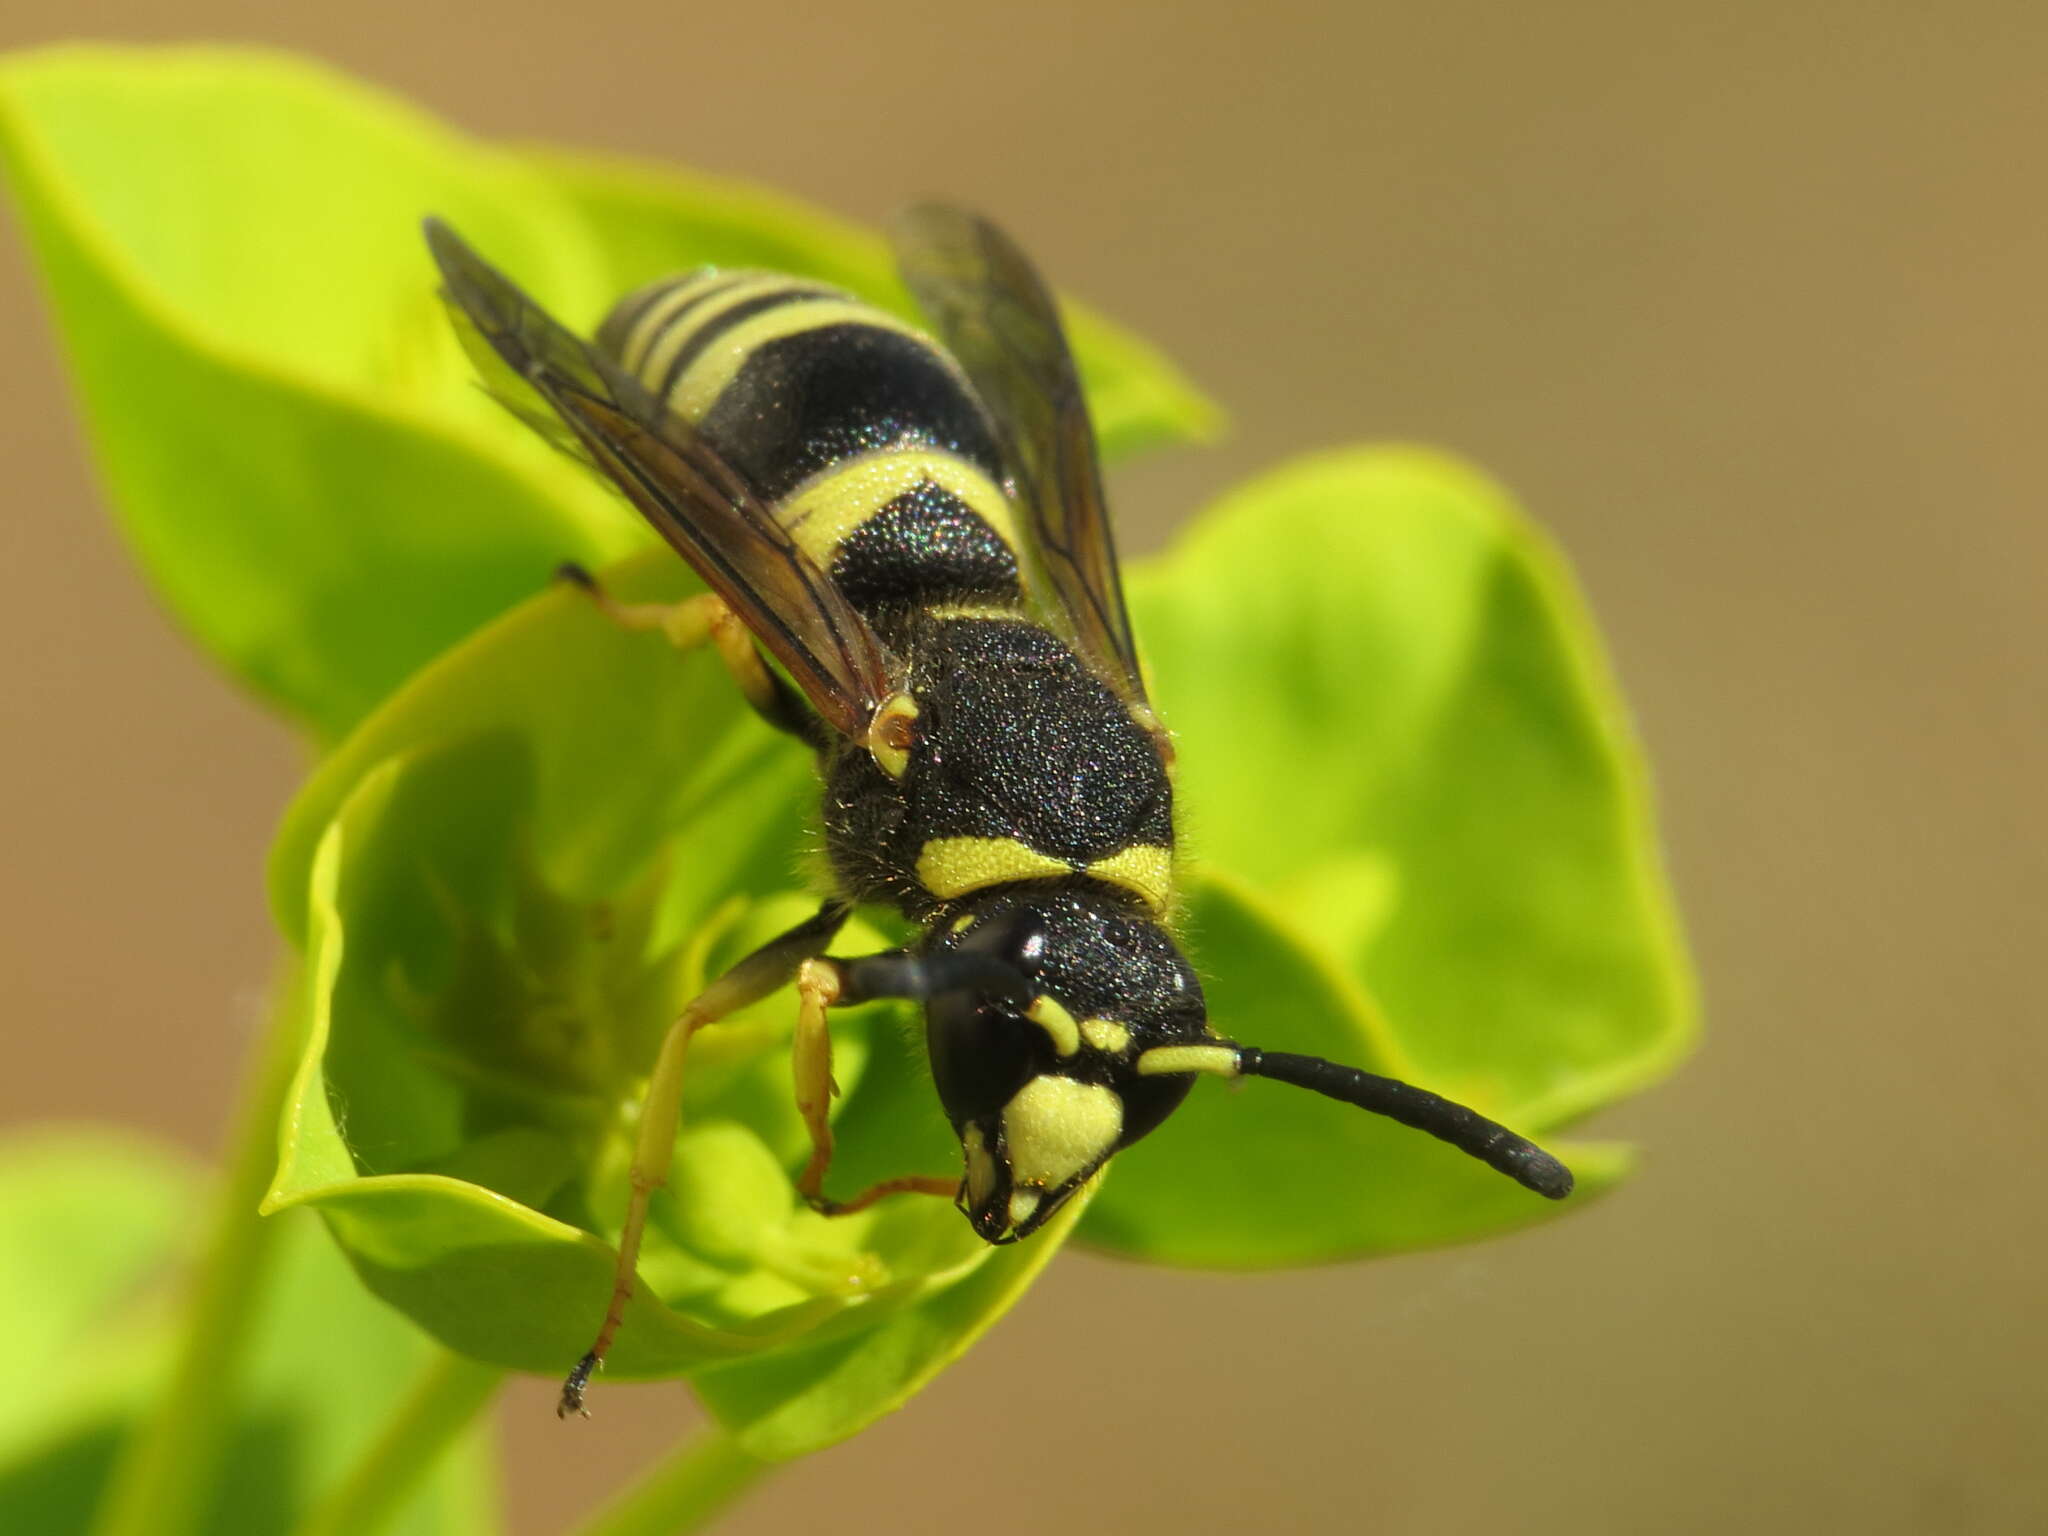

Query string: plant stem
288 1352 506 1536
89 988 307 1536
570 1426 774 1536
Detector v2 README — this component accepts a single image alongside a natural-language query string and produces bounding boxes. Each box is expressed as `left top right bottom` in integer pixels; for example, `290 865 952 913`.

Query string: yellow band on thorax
915 836 1176 915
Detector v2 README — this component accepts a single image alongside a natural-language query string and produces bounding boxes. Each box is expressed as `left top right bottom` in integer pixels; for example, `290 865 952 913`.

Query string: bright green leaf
1064 446 1690 1266
693 1182 1092 1460
1080 874 1630 1265
261 550 1071 1451
265 550 807 946
1128 448 1695 1133
0 45 631 741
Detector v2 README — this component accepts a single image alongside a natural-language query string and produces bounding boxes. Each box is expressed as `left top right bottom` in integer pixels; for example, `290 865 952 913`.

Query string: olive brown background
3 4 2043 1532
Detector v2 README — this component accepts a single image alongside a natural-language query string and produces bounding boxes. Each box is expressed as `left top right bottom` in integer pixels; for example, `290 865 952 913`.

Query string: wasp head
921 888 1207 1243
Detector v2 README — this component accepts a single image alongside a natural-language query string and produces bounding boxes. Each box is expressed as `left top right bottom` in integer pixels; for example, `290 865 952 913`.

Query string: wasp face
923 889 1207 1243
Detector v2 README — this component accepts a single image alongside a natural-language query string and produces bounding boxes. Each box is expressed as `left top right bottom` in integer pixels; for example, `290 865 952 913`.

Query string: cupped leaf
266 549 802 944
0 44 1217 740
1079 448 1692 1264
261 551 1068 1449
0 1127 494 1536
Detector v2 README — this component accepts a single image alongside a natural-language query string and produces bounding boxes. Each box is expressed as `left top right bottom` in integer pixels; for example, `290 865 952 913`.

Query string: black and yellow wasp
425 207 1572 1417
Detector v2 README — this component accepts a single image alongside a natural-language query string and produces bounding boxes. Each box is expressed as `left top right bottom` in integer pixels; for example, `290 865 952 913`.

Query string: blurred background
3 3 2043 1532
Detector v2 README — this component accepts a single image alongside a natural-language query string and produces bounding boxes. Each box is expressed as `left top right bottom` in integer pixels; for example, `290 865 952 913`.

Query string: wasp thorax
922 888 1209 1242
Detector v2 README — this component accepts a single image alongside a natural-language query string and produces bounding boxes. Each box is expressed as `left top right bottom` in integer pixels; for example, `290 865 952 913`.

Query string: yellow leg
792 959 843 1202
559 901 848 1419
790 958 961 1218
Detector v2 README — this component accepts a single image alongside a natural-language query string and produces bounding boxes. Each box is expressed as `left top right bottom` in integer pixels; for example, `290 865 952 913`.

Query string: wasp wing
889 204 1150 708
425 219 895 741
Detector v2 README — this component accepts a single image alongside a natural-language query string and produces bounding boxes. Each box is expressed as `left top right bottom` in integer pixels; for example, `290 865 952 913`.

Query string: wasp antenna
1232 1047 1574 1200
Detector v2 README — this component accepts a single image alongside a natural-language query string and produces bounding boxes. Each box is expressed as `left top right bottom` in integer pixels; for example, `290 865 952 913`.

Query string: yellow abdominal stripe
667 301 936 423
623 273 791 377
915 837 1175 915
616 272 731 372
781 450 1018 568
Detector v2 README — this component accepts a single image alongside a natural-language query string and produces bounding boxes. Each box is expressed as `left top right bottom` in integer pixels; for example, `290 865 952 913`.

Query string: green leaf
0 44 1216 741
265 550 800 946
1081 447 1693 1262
692 1183 1092 1460
0 1127 494 1535
261 549 1068 1451
1079 874 1629 1266
0 45 630 741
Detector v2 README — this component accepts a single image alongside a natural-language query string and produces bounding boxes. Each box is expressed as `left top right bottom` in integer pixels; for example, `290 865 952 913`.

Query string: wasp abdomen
599 272 1023 620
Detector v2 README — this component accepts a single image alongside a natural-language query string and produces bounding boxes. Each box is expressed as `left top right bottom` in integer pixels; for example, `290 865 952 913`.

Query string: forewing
890 204 1149 706
424 219 895 739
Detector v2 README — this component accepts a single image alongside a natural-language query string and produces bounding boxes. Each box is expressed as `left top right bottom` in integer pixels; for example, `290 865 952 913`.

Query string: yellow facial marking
867 693 920 779
1007 1189 1042 1228
1027 996 1081 1057
1136 1044 1241 1078
916 837 1072 901
1001 1077 1123 1192
668 301 936 422
781 450 1018 569
1080 1018 1131 1055
1086 845 1176 915
962 1123 999 1210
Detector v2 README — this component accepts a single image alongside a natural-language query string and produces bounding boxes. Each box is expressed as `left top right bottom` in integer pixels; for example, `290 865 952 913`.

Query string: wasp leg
555 562 829 749
791 958 844 1203
560 898 851 1421
790 954 962 1218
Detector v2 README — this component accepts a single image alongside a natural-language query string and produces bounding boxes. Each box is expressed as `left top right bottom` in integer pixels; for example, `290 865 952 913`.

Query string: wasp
425 207 1572 1417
